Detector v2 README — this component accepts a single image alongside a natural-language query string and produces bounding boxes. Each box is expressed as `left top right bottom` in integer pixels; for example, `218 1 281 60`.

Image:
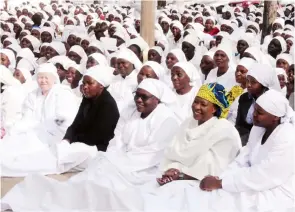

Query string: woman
235 34 254 63
203 16 219 36
86 53 109 69
205 39 237 91
137 61 166 84
37 43 49 64
199 51 215 82
227 57 256 125
276 67 288 96
198 89 294 212
20 35 41 56
236 63 281 146
0 49 16 71
267 36 287 67
63 65 119 151
276 53 292 72
0 62 79 176
40 27 55 43
68 45 88 65
157 83 241 185
1 79 181 211
168 21 183 50
171 62 202 122
147 46 163 64
108 47 142 113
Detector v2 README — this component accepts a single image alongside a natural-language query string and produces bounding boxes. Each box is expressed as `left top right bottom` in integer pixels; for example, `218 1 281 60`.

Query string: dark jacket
64 89 119 151
235 92 253 146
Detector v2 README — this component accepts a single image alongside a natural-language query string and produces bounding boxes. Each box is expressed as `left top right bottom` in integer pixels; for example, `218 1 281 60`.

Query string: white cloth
0 49 16 70
84 65 114 87
162 117 242 180
205 67 237 91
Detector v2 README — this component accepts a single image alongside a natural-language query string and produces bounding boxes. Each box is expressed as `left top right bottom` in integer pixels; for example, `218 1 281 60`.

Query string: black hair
32 13 42 26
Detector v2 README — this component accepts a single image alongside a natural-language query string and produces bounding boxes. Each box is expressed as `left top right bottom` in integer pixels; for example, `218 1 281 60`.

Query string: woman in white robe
171 61 202 122
0 62 79 177
108 47 143 112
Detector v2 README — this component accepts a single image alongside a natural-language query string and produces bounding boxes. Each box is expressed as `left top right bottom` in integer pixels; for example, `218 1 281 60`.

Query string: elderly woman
171 62 202 122
0 63 79 176
235 63 281 146
2 79 180 210
63 65 119 151
108 47 142 112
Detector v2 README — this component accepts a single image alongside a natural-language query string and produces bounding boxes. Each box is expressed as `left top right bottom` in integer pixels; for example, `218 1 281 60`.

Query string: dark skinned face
31 29 40 40
272 23 283 32
214 50 229 69
134 88 159 119
222 11 231 20
67 34 77 47
182 41 195 61
215 36 223 46
86 46 103 56
235 65 248 85
41 31 53 43
253 103 279 128
81 40 90 51
20 38 33 51
117 58 134 78
161 21 170 33
86 56 99 69
268 39 282 58
46 46 59 60
24 23 32 31
166 53 179 69
276 59 290 72
192 96 216 122
237 40 249 55
246 75 265 98
68 51 82 64
200 55 215 76
137 65 158 84
171 66 191 92
82 75 104 99
204 19 214 31
148 49 161 64
287 64 294 84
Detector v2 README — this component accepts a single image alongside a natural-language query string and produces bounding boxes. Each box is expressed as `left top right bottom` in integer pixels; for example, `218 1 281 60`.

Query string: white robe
0 85 88 177
168 35 183 50
205 67 237 91
1 103 180 211
107 70 138 113
227 88 247 125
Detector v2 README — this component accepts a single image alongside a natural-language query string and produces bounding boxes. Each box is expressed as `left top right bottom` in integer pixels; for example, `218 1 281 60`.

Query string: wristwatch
178 172 185 180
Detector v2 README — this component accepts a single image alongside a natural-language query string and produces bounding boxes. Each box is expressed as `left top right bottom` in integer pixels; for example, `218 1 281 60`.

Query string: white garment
168 35 183 50
227 88 247 125
107 70 138 113
1 104 180 211
174 86 199 122
161 117 241 180
205 67 237 91
0 85 81 177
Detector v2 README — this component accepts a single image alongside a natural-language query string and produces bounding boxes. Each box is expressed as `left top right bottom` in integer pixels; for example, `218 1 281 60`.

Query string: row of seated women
1 58 294 211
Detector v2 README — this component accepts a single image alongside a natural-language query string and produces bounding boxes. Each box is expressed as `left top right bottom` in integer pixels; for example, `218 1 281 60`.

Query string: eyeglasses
133 92 154 102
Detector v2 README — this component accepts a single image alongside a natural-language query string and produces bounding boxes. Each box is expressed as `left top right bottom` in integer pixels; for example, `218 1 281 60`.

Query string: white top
205 67 237 91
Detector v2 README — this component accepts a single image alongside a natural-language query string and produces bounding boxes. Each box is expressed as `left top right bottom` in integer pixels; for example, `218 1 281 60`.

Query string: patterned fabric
226 85 244 105
197 83 230 118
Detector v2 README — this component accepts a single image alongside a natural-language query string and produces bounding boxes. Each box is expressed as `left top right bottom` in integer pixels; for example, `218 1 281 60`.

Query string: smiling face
117 58 134 78
192 96 216 122
137 65 158 84
66 67 81 85
134 88 159 118
37 72 55 93
45 46 59 60
171 66 190 92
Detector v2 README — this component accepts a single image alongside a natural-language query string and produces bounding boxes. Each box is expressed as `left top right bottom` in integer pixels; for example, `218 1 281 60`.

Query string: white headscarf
141 61 166 81
69 45 88 65
40 27 55 41
276 53 293 66
14 67 32 82
273 36 287 53
16 48 36 62
22 35 41 53
168 49 187 63
84 65 113 87
17 58 35 73
172 62 202 88
3 37 19 47
275 68 288 81
256 89 294 124
247 63 281 92
116 47 143 71
0 49 16 70
238 57 256 70
36 62 60 84
6 43 21 53
137 78 178 107
88 53 108 66
49 41 66 56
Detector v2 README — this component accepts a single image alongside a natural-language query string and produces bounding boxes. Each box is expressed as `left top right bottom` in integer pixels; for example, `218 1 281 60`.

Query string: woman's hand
1 127 6 139
200 175 222 191
157 168 180 186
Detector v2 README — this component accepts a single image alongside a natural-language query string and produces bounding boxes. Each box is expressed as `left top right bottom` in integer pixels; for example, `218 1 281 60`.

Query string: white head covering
22 35 41 53
137 78 178 107
40 27 55 41
17 48 36 62
273 36 287 53
238 57 256 70
14 67 32 82
256 89 294 124
17 58 35 72
168 49 187 63
172 62 202 87
63 60 84 75
149 46 164 58
48 41 66 56
273 18 285 28
275 67 287 81
36 62 60 84
0 49 16 69
141 61 166 81
276 53 293 66
89 53 108 66
69 45 88 65
84 65 113 87
247 63 281 92
116 47 143 71
6 43 21 53
183 33 198 49
3 37 19 47
171 20 184 31
214 38 234 62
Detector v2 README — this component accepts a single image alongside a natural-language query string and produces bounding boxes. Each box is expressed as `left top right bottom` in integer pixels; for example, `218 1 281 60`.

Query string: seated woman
86 52 109 69
0 48 16 71
0 62 79 176
63 65 119 151
276 67 288 96
137 61 166 84
236 63 281 146
157 83 241 185
171 62 202 122
198 89 294 212
203 16 219 36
